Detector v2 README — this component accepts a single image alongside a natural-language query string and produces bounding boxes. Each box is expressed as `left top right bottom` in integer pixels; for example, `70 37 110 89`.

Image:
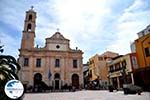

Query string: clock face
56 45 60 49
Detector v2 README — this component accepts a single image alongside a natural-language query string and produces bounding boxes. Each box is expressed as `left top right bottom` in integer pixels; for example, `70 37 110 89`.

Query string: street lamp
121 60 127 84
121 59 128 94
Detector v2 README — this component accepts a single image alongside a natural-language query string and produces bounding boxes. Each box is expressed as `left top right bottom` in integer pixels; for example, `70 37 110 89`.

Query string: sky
0 0 150 63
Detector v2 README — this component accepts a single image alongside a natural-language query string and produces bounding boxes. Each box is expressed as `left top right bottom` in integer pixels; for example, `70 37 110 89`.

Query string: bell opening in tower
27 24 32 31
28 14 32 21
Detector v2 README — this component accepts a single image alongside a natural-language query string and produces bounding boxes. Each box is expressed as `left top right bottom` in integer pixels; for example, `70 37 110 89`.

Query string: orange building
134 25 150 91
89 51 118 89
135 33 150 68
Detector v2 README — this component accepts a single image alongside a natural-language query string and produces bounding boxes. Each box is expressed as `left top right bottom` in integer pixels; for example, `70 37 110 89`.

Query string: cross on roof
31 6 34 10
57 28 60 32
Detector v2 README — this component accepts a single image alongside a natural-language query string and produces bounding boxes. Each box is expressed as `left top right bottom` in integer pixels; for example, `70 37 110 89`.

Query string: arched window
28 14 32 20
27 24 32 31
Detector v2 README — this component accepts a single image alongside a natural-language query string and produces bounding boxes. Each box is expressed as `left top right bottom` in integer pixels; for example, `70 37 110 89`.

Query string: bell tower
21 6 36 50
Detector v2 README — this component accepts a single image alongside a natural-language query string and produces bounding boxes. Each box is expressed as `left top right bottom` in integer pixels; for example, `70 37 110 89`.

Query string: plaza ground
23 90 150 100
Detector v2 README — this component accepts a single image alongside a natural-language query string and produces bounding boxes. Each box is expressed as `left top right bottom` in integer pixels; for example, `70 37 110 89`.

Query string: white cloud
107 0 150 55
0 0 149 63
0 32 20 58
33 0 114 63
54 0 111 33
125 0 146 12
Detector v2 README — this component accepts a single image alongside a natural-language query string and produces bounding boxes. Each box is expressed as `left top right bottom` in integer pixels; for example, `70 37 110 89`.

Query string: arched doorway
34 73 42 92
72 74 79 89
54 73 60 90
34 73 42 84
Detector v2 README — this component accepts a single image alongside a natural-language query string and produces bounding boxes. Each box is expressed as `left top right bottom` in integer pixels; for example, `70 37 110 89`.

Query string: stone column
131 73 134 84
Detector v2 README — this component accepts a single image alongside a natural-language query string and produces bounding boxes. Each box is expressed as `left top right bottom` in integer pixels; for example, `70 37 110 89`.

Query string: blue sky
0 0 150 63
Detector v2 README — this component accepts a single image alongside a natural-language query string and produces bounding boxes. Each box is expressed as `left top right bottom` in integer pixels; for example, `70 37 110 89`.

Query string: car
123 84 142 95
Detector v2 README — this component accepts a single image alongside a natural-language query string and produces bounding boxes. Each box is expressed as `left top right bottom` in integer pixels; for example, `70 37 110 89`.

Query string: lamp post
121 59 128 94
122 60 127 84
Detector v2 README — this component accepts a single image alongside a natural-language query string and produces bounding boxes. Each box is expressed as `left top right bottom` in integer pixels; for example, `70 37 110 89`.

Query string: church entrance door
72 74 79 89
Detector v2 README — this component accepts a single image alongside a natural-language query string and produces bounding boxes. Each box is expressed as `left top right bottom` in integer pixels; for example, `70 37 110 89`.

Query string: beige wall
89 51 118 84
19 51 83 86
108 53 136 88
19 8 84 89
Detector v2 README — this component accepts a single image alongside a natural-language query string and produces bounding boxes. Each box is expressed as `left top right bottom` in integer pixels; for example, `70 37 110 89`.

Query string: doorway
54 73 60 90
72 74 79 89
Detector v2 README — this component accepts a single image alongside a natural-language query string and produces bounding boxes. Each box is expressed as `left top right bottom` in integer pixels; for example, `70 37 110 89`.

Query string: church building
18 7 83 91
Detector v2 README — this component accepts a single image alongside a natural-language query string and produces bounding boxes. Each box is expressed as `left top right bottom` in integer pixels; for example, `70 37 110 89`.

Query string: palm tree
0 45 21 100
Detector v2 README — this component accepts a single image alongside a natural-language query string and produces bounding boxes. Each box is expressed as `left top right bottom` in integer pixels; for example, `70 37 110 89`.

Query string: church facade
18 8 83 90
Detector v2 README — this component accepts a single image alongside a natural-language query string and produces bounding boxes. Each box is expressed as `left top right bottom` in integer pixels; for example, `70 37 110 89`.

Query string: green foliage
0 55 21 100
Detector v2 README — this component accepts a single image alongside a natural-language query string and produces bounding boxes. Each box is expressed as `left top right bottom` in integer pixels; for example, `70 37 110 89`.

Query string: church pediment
45 31 70 51
48 32 69 41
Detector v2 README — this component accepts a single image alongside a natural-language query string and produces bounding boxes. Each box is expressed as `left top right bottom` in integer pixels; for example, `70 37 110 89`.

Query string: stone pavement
23 90 150 100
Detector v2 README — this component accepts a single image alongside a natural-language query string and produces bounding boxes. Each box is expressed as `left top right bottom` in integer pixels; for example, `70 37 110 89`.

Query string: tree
0 45 22 100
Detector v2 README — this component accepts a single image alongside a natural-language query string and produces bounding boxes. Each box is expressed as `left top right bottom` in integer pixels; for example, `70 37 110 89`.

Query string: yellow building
89 51 118 89
134 25 150 91
108 53 137 89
